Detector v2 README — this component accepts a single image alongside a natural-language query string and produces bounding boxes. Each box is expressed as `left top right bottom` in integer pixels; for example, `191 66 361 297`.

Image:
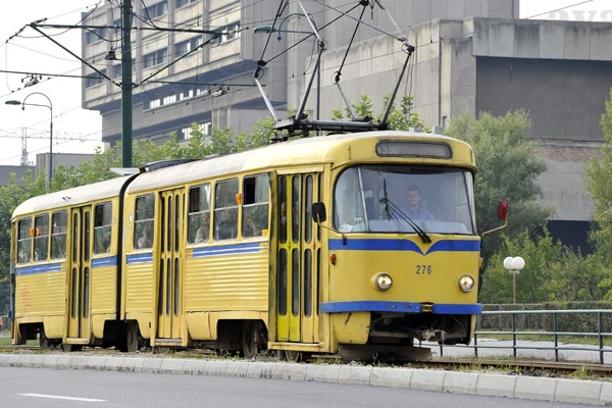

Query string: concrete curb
0 353 607 406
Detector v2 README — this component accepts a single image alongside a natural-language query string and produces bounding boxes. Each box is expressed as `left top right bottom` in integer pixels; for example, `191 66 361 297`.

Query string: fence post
598 311 604 365
511 312 517 358
553 312 559 362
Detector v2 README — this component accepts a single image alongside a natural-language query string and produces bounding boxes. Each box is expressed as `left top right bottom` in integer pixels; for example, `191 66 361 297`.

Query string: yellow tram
10 130 481 359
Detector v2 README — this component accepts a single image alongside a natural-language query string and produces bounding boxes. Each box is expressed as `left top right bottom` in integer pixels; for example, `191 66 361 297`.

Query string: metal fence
438 309 612 365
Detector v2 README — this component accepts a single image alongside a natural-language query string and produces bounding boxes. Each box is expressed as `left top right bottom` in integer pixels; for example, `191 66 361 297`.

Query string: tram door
156 189 184 339
276 173 321 343
67 206 92 340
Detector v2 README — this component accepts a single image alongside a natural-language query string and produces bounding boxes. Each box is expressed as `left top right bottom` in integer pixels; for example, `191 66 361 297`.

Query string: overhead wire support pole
121 0 133 168
296 0 322 41
253 0 288 122
333 1 369 120
380 43 415 129
295 45 324 122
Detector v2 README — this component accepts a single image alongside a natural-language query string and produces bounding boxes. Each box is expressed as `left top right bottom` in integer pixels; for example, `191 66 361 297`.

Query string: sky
0 0 610 166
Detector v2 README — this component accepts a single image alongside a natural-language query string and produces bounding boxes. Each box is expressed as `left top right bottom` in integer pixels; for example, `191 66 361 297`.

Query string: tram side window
243 174 269 238
50 211 67 259
17 218 32 263
188 183 211 244
33 214 50 261
214 178 238 240
94 202 112 254
134 194 154 249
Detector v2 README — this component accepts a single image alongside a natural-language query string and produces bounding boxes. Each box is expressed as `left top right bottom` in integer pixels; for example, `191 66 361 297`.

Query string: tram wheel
283 350 311 362
242 321 267 359
125 322 139 353
39 327 50 350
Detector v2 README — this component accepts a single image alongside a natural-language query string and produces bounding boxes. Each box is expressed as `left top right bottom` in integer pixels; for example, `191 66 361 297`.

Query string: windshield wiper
379 183 432 244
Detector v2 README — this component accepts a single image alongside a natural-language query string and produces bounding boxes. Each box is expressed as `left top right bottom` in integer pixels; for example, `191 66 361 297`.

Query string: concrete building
81 0 612 249
82 0 287 144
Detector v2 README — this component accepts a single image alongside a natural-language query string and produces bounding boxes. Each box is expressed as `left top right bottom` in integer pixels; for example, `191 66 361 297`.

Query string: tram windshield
334 165 476 235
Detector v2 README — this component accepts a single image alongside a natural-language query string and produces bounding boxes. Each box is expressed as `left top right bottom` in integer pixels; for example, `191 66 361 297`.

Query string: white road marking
18 393 106 402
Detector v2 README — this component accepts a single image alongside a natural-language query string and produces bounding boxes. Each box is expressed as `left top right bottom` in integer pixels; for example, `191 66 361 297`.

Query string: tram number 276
416 265 432 275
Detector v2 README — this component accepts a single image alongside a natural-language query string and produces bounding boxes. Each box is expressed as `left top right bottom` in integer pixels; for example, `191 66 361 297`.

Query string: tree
586 90 612 266
446 111 551 259
481 230 607 304
332 95 425 130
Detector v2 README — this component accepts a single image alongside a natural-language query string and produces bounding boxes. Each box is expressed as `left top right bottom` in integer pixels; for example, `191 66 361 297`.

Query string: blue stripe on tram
92 256 118 268
15 262 63 276
320 301 482 315
329 239 480 255
126 252 153 264
192 242 262 258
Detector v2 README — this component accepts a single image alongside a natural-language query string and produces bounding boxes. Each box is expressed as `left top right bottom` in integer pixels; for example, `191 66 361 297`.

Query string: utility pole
121 0 133 168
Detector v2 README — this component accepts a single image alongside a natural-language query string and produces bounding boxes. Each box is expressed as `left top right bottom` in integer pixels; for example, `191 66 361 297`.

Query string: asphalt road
0 366 597 408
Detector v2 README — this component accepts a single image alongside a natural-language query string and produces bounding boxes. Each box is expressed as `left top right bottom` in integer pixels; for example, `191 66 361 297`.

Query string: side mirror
312 202 327 223
497 199 509 221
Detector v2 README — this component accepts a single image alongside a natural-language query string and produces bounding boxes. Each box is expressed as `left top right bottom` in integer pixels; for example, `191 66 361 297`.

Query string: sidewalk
0 353 610 406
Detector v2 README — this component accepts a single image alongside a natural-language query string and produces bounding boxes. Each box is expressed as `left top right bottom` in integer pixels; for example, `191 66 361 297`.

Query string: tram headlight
375 273 393 291
459 275 475 292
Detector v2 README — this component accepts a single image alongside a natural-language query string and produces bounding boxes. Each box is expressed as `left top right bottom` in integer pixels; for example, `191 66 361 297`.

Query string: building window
214 178 238 240
210 22 240 46
188 183 211 244
85 69 106 88
134 194 155 249
162 94 177 105
143 48 167 69
243 174 269 238
94 202 112 254
176 36 203 55
17 218 32 263
50 211 67 259
144 0 168 19
85 27 107 45
176 0 196 9
33 214 49 262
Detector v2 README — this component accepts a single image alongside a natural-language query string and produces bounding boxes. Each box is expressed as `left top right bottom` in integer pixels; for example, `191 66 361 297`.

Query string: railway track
1 344 610 377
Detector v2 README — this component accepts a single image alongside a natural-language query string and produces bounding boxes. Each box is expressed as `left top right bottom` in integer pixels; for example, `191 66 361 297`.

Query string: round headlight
376 273 393 291
459 275 475 292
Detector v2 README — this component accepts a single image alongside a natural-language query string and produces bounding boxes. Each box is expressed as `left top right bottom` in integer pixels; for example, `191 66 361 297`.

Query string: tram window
243 174 269 238
84 212 91 262
291 248 300 316
213 178 238 240
277 249 287 316
17 218 32 263
304 176 313 243
279 176 287 243
291 176 301 243
134 194 154 249
50 211 67 259
94 202 112 254
188 184 210 244
33 214 49 261
304 248 312 317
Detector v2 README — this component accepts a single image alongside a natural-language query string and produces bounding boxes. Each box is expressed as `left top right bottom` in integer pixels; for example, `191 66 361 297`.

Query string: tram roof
12 175 132 219
126 131 471 194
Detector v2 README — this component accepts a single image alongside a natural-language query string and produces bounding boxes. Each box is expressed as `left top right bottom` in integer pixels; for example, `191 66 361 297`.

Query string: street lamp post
503 256 525 304
6 92 54 191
